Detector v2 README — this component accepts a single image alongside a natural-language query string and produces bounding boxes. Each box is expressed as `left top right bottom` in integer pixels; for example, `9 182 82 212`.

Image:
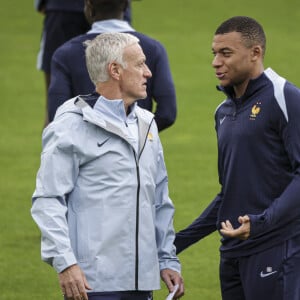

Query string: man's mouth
216 72 225 79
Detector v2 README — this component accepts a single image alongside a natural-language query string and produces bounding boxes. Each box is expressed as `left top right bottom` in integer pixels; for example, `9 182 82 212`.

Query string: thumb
238 215 250 224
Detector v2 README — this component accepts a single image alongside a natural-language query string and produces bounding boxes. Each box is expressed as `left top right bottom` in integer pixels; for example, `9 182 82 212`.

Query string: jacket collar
74 96 154 156
94 95 137 125
87 19 135 34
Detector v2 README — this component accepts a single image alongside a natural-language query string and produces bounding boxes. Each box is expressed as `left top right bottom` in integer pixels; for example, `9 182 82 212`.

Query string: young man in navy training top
175 16 300 300
35 0 132 125
47 0 177 132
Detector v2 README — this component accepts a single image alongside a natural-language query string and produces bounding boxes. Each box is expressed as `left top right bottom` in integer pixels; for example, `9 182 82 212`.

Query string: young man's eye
223 52 232 57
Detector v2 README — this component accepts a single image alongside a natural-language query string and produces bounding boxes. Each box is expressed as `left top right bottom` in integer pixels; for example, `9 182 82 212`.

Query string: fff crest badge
249 102 261 120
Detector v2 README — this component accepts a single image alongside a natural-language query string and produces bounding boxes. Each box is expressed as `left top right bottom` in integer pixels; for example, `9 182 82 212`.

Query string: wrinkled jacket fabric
31 96 180 292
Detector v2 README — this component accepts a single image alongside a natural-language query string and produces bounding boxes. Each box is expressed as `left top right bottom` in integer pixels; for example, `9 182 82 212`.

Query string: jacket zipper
231 102 237 121
134 151 140 290
133 118 154 290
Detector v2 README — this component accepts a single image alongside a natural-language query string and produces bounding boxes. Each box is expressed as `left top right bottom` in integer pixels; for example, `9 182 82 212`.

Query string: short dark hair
91 0 128 14
215 16 266 55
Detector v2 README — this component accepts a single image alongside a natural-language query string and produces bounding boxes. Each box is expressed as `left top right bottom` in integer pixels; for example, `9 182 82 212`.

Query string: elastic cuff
53 251 77 273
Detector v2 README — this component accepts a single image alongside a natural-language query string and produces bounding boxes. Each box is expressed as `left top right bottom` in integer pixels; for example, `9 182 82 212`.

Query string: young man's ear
251 45 263 62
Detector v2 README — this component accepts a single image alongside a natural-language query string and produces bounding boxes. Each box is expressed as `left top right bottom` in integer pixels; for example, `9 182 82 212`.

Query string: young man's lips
216 72 225 79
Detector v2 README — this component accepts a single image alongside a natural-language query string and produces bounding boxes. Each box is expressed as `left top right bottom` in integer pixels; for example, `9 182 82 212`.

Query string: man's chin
138 93 147 100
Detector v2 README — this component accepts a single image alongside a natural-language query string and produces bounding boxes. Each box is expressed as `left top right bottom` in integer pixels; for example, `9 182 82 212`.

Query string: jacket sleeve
249 83 300 237
154 138 181 273
151 42 177 132
31 119 80 273
48 42 95 122
174 194 221 254
48 48 74 122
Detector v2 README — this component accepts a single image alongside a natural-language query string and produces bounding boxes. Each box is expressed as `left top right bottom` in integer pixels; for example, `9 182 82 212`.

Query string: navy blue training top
48 31 176 132
35 0 132 22
35 0 84 12
175 68 300 258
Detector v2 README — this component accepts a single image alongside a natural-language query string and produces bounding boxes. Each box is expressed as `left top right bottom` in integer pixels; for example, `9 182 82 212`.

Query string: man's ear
108 62 121 80
251 45 263 62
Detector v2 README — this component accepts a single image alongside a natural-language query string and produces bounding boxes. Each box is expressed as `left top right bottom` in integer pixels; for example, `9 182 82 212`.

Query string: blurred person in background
175 16 300 300
35 0 132 126
47 0 176 132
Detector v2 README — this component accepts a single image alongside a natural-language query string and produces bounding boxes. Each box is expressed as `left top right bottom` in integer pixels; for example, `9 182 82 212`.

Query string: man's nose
212 54 222 68
144 65 152 78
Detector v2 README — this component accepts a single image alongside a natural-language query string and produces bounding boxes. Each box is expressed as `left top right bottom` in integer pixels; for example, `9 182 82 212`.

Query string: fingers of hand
220 220 250 240
221 220 233 230
170 273 184 298
175 281 185 298
161 269 184 298
238 216 247 225
59 267 89 300
64 279 88 300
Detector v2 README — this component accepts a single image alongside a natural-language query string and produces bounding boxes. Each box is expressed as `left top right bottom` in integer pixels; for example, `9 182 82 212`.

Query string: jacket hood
55 95 154 123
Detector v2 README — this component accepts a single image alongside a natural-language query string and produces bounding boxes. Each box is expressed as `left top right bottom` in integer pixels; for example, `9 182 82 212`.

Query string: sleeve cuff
52 251 78 273
248 212 268 237
159 258 181 273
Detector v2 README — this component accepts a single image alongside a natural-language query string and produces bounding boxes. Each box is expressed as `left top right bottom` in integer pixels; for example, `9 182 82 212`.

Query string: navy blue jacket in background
48 31 176 131
34 0 132 23
48 31 177 131
175 68 300 258
34 0 84 12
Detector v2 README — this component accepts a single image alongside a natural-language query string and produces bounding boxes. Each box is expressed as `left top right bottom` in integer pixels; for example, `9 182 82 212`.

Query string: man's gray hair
84 32 140 84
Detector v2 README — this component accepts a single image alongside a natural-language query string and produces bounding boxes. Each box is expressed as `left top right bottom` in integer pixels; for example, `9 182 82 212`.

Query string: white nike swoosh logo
260 270 278 278
220 116 226 125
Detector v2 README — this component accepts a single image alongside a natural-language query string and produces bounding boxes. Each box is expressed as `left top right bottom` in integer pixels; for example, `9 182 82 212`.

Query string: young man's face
212 31 256 97
119 43 152 102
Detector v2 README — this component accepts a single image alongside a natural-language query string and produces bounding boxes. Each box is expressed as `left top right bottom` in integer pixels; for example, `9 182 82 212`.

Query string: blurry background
0 0 299 299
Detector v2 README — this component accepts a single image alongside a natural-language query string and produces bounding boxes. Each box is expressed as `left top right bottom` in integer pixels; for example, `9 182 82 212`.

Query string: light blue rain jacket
31 96 180 292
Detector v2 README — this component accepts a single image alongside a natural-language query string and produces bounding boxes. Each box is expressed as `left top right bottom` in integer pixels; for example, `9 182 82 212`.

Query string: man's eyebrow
219 47 232 52
212 47 233 54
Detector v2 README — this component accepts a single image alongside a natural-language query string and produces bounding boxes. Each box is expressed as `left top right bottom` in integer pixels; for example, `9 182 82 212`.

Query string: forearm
153 94 177 131
31 197 77 272
250 176 300 237
175 195 221 254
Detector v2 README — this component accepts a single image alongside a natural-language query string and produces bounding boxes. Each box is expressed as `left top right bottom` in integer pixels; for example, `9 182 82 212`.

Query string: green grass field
1 0 299 299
